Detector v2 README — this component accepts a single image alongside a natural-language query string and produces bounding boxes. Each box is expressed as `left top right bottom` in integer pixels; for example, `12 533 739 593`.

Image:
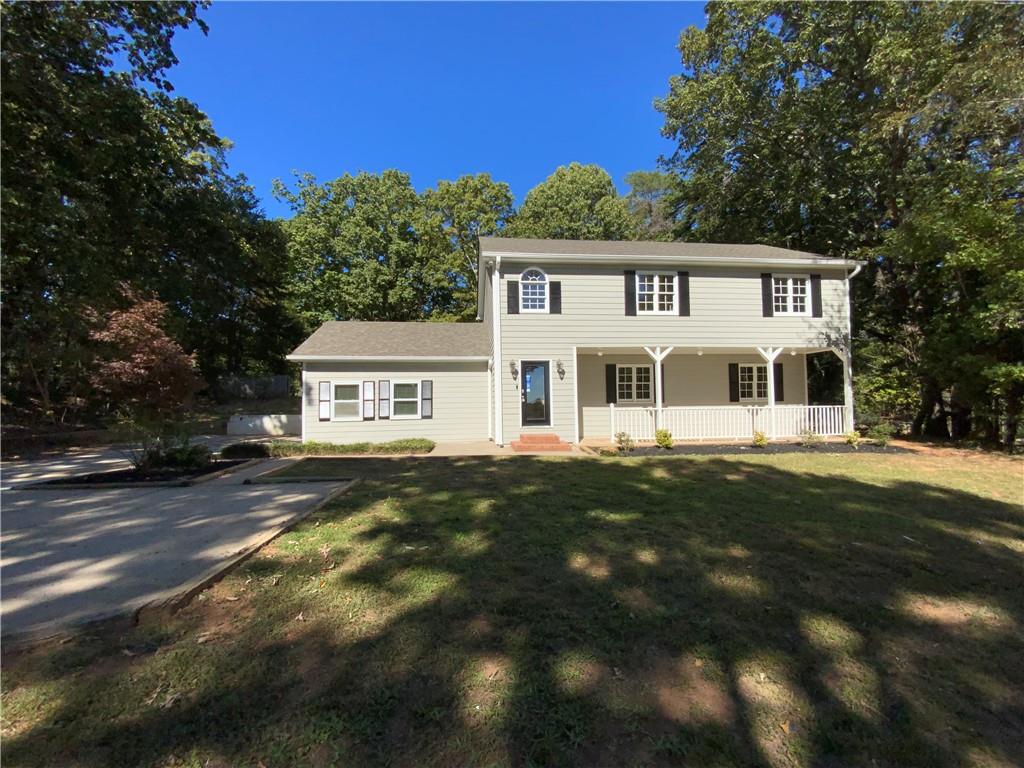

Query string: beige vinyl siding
498 263 847 442
303 361 488 442
577 353 809 440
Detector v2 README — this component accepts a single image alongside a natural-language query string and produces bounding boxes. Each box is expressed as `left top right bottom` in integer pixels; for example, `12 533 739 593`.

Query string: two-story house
288 237 865 448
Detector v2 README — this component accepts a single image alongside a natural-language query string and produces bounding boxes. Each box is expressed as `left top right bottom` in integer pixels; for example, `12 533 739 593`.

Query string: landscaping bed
27 459 251 488
220 438 435 459
602 441 905 457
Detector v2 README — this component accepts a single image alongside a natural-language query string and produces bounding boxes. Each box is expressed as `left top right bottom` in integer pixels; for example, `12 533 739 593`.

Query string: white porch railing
609 404 847 443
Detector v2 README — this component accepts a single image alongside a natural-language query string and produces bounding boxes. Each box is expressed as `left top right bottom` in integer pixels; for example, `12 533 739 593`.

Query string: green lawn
3 449 1022 768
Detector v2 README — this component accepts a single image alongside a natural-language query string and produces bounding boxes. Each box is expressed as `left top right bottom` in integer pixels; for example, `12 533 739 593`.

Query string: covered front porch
574 345 852 443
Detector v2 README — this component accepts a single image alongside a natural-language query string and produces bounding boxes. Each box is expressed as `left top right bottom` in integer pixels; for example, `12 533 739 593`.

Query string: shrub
220 441 271 459
866 422 895 447
267 438 435 457
752 430 768 448
799 428 823 447
614 432 635 452
163 443 212 469
845 430 861 449
655 429 673 449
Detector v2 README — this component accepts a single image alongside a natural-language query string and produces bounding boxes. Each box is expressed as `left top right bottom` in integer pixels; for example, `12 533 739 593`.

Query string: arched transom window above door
519 268 548 312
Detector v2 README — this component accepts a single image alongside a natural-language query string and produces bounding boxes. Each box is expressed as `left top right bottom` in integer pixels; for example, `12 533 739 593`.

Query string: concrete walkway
1 458 346 641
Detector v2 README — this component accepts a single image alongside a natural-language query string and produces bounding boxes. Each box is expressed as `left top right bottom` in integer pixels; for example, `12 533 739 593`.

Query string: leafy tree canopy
656 1 1024 446
274 171 513 326
1 1 299 422
506 162 637 240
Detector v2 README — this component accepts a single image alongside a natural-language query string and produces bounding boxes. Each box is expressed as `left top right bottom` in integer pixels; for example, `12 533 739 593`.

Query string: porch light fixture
509 360 519 381
791 350 797 355
556 360 566 379
697 349 703 356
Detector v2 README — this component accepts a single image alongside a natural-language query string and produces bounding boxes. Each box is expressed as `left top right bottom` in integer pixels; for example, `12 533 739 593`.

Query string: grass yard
3 449 1022 767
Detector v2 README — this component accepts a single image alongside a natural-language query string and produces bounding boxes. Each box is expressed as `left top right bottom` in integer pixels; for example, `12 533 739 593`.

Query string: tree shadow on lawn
4 455 1023 768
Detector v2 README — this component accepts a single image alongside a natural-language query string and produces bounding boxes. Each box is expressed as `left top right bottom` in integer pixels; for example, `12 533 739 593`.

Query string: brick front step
510 440 572 452
516 433 564 444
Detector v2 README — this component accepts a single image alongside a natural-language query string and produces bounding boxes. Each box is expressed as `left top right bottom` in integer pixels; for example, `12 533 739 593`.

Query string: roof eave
287 354 491 362
480 249 865 269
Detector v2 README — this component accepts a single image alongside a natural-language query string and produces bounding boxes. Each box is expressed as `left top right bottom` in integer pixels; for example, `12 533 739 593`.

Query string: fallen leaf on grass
295 612 305 622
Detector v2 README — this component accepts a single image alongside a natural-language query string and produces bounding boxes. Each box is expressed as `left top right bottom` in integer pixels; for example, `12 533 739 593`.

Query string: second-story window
772 275 809 315
520 268 548 312
637 272 676 314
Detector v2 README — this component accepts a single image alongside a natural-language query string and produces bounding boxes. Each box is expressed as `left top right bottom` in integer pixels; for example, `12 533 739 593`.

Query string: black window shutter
773 363 784 402
421 380 433 419
318 381 331 421
761 274 773 317
549 281 561 314
810 274 823 317
362 380 375 420
605 364 617 403
728 363 740 402
507 280 519 314
378 380 390 419
677 271 690 316
624 270 636 316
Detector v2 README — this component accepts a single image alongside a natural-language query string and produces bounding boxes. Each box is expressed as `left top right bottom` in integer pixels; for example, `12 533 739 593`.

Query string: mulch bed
607 442 906 456
34 459 250 487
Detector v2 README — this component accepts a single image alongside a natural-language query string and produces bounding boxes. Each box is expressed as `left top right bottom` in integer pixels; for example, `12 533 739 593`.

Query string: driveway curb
1 479 358 649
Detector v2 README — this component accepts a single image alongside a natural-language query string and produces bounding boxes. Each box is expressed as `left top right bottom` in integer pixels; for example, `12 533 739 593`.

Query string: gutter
286 355 490 362
482 250 867 269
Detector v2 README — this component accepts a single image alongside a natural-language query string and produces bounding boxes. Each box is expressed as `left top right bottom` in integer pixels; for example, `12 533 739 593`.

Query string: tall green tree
1 1 297 420
656 1 1024 446
624 170 677 240
274 171 512 326
506 163 637 240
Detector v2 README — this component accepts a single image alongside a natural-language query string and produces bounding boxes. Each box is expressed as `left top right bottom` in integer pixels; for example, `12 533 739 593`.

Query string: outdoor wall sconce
509 360 519 381
556 360 566 380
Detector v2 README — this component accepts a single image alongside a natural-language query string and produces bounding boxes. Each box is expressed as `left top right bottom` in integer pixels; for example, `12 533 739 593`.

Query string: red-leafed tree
88 288 203 431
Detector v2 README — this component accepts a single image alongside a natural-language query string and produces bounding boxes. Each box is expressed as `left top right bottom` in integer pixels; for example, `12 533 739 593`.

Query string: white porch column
643 346 674 430
842 349 854 433
756 346 783 439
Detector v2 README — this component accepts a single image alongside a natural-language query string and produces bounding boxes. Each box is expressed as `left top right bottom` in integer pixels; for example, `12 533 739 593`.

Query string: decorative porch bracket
643 346 674 430
756 346 784 439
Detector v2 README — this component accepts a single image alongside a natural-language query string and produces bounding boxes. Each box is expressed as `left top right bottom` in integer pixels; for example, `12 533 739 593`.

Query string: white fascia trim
491 256 504 445
286 355 489 362
482 250 866 269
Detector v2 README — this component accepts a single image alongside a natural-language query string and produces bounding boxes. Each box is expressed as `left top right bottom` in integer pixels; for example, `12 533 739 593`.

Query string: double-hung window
519 268 548 312
772 275 810 315
738 364 768 402
637 272 676 314
391 381 420 419
617 364 652 402
332 382 361 421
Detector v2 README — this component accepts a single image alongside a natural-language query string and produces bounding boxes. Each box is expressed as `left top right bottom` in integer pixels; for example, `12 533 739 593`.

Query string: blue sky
168 2 705 218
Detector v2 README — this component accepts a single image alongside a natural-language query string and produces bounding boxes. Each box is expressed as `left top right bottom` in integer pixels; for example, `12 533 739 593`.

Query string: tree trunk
1004 386 1022 453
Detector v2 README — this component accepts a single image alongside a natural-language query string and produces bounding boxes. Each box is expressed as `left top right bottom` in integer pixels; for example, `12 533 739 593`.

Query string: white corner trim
300 364 306 443
492 263 504 445
572 346 580 444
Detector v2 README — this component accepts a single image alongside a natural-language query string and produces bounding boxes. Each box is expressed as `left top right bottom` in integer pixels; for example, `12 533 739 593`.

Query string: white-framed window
519 268 548 312
738 364 768 402
332 381 362 421
616 364 653 402
772 274 810 315
637 272 676 314
391 380 420 419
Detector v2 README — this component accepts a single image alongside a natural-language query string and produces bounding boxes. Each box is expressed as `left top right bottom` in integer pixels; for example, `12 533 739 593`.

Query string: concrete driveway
1 448 346 641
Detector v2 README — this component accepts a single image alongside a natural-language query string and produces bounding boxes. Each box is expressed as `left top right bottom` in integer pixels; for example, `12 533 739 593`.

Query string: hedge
220 438 435 458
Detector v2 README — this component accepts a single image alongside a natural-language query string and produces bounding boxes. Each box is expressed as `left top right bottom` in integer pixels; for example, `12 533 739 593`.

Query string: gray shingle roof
288 321 489 359
478 236 834 261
